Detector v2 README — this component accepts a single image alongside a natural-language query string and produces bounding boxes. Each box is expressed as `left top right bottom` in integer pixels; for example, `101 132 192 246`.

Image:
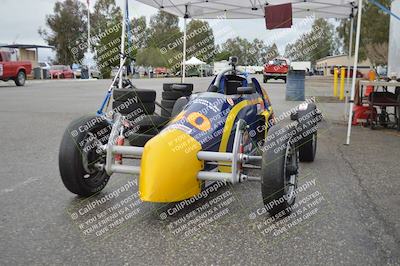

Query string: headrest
225 80 242 95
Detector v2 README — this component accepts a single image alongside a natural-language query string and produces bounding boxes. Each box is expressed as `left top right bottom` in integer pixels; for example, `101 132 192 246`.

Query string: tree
214 48 231 62
39 0 87 65
264 43 279 62
186 20 215 63
91 0 148 78
148 11 182 50
136 47 170 67
219 37 276 65
143 11 183 71
221 37 251 65
365 43 388 65
91 0 121 38
95 19 122 78
90 0 122 78
337 0 390 63
284 18 334 63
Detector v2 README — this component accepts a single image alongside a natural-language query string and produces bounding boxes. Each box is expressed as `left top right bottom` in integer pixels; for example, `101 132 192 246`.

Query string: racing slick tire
161 107 173 118
14 70 26 86
263 76 268 83
163 83 175 91
171 97 188 118
59 115 111 196
113 88 156 102
134 115 169 131
261 124 299 216
112 101 155 116
296 103 319 162
162 90 192 100
163 83 193 92
161 99 176 109
171 83 193 92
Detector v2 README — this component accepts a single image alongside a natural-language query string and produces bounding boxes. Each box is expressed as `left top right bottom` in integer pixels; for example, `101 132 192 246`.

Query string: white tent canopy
184 57 206 65
127 0 364 144
135 0 355 19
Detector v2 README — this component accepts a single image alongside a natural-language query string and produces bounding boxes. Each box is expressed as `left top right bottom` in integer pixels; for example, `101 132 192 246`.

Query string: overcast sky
0 0 314 61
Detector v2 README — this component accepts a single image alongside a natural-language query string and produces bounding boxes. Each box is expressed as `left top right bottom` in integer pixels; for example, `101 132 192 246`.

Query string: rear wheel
59 115 111 196
261 125 298 216
298 132 317 162
15 71 26 86
296 103 319 162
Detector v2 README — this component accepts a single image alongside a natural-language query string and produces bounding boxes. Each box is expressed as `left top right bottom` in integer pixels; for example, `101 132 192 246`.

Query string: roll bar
213 66 248 89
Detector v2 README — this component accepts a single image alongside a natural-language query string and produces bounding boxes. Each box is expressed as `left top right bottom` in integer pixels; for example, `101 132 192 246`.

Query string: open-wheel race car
59 56 321 216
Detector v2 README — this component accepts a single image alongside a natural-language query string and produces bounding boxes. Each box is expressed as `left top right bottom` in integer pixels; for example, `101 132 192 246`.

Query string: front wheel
59 115 111 196
261 125 299 216
15 71 26 86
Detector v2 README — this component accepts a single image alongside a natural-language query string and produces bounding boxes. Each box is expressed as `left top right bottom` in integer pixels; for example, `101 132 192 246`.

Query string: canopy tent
134 0 355 19
125 0 363 144
184 56 207 77
184 57 206 65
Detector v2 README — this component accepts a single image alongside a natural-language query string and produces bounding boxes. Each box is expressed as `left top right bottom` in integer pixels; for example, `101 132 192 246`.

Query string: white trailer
290 61 311 72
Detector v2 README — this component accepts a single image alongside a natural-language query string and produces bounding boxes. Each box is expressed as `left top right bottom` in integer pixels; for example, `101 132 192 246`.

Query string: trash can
81 66 89 79
33 67 41 79
42 69 49 79
286 70 305 101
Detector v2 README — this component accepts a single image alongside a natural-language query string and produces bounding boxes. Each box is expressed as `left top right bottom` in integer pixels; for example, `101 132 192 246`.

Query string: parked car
263 58 290 83
331 67 364 78
0 51 32 86
110 66 126 78
49 65 74 79
90 67 101 79
154 67 168 76
341 68 364 78
38 61 52 70
71 63 81 78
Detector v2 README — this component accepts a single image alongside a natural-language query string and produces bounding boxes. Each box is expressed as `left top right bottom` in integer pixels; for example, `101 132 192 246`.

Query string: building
315 54 371 76
0 44 54 68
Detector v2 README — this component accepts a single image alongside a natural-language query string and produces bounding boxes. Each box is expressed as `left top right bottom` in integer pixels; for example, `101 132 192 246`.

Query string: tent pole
182 17 187 83
87 0 91 79
346 0 363 145
118 0 127 89
344 15 354 120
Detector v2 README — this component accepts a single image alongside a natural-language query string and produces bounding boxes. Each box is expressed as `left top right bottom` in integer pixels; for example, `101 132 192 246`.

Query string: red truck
0 51 32 86
263 58 289 83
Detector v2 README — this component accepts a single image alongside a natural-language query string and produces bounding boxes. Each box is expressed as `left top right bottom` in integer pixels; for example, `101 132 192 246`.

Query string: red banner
265 3 293 29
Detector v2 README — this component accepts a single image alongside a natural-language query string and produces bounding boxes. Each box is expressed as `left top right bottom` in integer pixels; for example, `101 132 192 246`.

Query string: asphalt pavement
1 76 399 265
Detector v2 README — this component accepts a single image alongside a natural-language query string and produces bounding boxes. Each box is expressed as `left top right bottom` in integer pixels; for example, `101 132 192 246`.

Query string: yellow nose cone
139 129 203 202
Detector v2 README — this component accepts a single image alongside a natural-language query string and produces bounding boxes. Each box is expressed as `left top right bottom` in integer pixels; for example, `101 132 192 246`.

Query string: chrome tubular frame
104 115 262 183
